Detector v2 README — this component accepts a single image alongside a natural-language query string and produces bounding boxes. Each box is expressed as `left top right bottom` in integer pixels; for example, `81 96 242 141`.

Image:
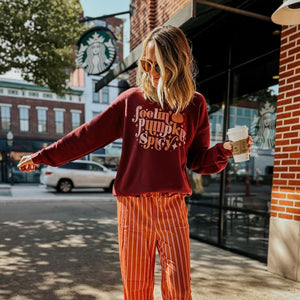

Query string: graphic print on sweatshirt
132 105 186 151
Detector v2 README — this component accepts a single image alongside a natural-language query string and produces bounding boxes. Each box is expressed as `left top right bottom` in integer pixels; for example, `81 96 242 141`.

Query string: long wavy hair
137 25 197 112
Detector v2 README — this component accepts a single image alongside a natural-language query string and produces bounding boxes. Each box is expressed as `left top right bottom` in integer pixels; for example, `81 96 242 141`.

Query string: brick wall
129 0 190 86
271 25 300 221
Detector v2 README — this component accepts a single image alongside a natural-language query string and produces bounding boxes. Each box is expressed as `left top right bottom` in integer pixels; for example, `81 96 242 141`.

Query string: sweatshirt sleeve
186 96 232 174
31 94 125 166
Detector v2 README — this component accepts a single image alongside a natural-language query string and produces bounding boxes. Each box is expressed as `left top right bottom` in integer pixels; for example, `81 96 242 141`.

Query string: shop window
187 10 280 261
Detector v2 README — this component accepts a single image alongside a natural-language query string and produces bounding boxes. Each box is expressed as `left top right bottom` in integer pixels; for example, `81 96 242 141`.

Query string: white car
40 160 117 193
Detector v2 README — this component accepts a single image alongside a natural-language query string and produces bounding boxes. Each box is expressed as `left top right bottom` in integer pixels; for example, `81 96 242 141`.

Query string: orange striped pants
117 193 192 300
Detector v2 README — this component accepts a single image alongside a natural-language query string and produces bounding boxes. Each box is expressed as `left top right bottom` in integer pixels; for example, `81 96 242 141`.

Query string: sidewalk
1 184 300 299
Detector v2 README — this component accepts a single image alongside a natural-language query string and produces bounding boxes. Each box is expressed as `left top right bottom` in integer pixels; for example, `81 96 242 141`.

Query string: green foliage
0 0 86 95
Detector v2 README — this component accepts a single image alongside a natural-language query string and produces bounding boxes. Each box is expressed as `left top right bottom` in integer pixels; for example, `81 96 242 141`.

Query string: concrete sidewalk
0 184 300 299
186 239 300 299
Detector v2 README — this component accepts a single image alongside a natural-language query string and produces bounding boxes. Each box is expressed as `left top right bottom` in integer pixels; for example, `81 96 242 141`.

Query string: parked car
39 160 117 193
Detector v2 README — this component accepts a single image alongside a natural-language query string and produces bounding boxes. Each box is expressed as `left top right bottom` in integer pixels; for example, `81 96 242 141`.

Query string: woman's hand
17 155 36 172
223 135 253 154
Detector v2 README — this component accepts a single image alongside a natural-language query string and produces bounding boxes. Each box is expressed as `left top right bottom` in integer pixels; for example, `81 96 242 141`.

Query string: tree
0 0 86 95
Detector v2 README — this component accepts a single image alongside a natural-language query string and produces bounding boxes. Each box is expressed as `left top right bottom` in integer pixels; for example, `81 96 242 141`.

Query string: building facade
97 0 300 282
0 77 84 183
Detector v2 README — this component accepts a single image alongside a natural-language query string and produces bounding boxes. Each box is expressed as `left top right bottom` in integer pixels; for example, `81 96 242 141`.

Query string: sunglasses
140 58 161 74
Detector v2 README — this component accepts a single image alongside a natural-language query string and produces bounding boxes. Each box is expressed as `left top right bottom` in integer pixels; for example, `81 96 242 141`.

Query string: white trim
0 103 12 107
36 106 48 110
17 105 31 109
54 108 66 112
70 109 82 114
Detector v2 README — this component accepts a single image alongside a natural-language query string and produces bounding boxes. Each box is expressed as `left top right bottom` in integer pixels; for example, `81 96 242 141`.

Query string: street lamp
6 130 13 184
272 0 300 25
6 130 13 148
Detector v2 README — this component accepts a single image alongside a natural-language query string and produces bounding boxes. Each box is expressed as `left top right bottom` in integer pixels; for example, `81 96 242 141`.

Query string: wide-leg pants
117 193 192 300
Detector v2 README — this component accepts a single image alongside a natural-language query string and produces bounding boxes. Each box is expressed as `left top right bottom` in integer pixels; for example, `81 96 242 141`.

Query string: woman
18 25 252 299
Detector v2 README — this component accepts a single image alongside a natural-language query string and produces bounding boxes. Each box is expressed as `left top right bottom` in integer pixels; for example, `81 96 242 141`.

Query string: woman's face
144 40 160 88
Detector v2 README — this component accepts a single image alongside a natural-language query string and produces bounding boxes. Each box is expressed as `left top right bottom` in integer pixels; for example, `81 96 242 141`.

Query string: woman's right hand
17 155 36 172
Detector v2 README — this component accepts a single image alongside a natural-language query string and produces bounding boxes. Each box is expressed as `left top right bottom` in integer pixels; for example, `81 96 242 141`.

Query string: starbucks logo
76 27 116 75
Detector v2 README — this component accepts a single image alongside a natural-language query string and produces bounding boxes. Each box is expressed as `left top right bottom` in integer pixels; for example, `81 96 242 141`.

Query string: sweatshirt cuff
219 142 233 157
31 151 43 164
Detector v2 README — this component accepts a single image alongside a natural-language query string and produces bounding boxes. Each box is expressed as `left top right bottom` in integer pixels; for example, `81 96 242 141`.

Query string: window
43 93 52 99
59 162 103 171
1 105 11 131
71 111 81 130
29 91 39 97
55 110 64 134
37 108 47 133
93 81 100 103
19 106 30 132
101 86 109 104
92 111 101 118
8 89 18 95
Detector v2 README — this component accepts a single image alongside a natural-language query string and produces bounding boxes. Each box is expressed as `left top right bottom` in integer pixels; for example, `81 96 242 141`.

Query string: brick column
268 25 300 281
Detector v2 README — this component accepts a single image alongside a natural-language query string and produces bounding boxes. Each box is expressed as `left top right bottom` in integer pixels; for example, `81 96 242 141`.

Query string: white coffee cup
227 126 249 163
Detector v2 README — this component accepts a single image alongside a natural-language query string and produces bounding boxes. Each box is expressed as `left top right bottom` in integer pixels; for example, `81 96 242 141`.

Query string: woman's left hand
223 135 253 153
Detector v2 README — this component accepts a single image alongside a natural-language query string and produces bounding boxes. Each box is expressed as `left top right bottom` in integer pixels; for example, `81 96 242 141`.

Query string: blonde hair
137 25 197 112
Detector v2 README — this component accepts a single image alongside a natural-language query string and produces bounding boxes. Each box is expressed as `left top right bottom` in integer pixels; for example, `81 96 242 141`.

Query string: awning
95 0 275 92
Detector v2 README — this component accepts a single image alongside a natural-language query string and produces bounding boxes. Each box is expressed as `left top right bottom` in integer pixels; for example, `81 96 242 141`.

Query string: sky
80 0 131 57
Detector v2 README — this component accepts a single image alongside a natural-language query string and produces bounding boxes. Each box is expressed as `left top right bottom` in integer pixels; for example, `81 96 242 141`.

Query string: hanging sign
76 26 117 75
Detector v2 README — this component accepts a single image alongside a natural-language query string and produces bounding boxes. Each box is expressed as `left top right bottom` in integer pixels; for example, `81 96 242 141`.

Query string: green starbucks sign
76 27 117 75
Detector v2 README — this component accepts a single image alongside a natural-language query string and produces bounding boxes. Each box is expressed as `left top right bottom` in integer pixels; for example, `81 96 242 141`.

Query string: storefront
96 0 300 280
0 139 52 184
96 0 281 262
183 1 280 262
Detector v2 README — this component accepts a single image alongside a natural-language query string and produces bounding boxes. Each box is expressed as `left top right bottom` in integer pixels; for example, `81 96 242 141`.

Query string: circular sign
76 27 117 75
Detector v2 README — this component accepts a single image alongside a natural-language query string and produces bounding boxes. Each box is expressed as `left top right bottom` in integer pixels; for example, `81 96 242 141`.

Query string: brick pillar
268 25 300 281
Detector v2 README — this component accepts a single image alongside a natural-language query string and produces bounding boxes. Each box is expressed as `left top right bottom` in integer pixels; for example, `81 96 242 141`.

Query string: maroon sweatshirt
32 87 232 196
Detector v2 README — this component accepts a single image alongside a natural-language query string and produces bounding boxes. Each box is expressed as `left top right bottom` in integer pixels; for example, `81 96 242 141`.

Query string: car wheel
104 180 114 193
57 179 73 193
